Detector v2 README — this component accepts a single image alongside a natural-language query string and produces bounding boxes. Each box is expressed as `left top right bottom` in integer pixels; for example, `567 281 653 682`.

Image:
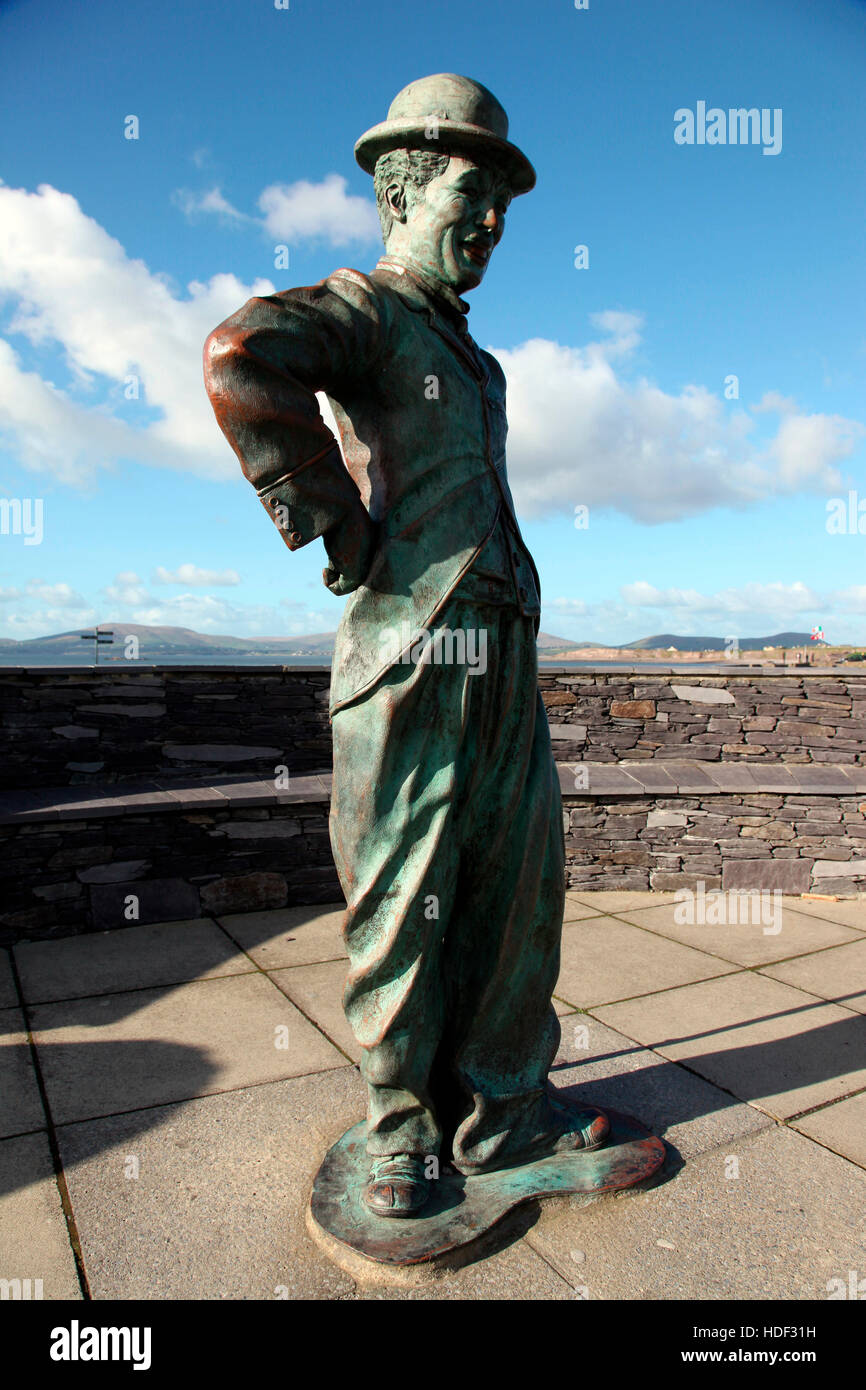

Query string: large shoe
547 1104 610 1154
362 1153 431 1219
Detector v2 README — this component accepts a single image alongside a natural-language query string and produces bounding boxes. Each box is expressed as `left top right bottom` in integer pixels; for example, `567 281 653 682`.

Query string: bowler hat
354 73 536 194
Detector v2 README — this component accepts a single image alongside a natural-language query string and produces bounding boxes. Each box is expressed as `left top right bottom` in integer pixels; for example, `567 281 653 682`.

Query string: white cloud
752 391 797 415
494 322 864 522
544 578 862 646
618 580 823 617
0 182 861 536
0 183 275 484
174 173 380 246
120 592 331 635
832 586 866 614
0 564 337 641
545 597 589 616
173 186 250 223
769 412 862 489
95 572 331 637
25 579 88 606
587 310 643 358
154 563 240 587
258 175 381 245
104 571 150 605
2 606 97 638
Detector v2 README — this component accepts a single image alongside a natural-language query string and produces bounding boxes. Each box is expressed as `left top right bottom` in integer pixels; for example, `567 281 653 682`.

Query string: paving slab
557 915 737 1009
55 1070 363 1299
524 1123 866 1300
787 897 866 933
217 903 346 969
14 919 255 1004
571 890 679 913
0 1006 46 1137
562 896 607 924
551 1018 773 1161
0 1131 81 1299
270 960 357 1062
352 1236 574 1300
760 938 866 1014
615 900 863 968
29 973 348 1125
0 950 17 1009
596 971 866 1119
791 1091 866 1170
55 1069 574 1300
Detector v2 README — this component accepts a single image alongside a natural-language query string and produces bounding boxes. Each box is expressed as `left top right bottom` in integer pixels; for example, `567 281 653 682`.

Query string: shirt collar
375 256 471 321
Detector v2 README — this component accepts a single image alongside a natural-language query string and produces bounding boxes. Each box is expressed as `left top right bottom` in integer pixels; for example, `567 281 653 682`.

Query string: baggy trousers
328 596 568 1175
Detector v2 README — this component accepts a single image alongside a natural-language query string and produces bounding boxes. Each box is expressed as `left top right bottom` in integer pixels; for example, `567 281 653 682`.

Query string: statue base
306 1109 666 1282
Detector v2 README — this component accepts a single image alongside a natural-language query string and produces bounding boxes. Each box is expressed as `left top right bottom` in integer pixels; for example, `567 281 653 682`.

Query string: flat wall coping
2 760 865 827
538 666 861 677
0 772 334 825
0 665 333 676
558 761 866 797
0 663 861 678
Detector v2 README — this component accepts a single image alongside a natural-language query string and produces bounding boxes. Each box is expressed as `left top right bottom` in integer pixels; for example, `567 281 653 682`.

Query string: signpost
80 627 114 666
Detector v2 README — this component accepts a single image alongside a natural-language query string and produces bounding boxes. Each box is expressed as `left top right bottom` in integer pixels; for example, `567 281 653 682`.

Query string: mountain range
0 624 833 664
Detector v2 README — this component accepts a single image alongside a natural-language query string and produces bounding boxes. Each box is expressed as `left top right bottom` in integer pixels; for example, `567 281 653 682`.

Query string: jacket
204 257 541 713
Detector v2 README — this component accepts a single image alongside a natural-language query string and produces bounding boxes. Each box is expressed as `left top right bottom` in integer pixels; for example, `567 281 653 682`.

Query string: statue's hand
322 502 375 595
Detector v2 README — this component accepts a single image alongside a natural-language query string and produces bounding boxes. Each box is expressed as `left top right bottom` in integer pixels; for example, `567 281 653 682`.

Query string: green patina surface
205 76 647 1237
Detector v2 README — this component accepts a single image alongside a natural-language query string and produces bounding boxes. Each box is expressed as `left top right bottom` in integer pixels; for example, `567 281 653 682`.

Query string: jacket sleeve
203 268 387 552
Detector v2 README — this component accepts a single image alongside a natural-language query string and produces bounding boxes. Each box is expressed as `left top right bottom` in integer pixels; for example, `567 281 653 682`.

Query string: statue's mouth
461 239 491 267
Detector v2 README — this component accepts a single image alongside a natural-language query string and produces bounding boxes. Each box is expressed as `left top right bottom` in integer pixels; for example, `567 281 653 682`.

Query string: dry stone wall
0 667 332 790
539 670 866 765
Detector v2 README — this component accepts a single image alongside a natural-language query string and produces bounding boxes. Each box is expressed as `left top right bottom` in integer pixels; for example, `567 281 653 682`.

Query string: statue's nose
478 204 502 240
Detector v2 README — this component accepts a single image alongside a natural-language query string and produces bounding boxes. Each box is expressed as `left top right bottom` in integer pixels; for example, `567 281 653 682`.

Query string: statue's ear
384 180 408 224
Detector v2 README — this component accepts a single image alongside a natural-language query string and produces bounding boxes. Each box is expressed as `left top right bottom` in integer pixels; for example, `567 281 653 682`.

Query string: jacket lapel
373 262 488 383
424 311 488 383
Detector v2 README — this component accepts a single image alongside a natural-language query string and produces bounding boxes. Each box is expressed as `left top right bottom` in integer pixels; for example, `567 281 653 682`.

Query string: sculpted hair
373 147 452 240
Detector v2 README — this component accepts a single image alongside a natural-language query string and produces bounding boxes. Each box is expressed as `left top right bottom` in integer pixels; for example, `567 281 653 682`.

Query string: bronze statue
205 77 661 1252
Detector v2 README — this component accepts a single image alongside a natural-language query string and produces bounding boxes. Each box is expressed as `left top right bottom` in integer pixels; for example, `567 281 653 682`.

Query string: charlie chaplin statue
204 74 609 1219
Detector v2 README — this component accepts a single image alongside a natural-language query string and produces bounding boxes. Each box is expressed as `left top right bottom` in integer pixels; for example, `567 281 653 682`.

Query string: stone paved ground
2 892 865 1300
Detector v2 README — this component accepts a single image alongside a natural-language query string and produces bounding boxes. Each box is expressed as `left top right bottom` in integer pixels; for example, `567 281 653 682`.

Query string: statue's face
391 155 513 294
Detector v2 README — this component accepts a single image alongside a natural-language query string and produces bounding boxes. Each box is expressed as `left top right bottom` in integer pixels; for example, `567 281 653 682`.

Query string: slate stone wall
2 666 864 944
0 667 332 790
0 797 339 946
539 671 866 766
563 792 866 896
2 666 865 792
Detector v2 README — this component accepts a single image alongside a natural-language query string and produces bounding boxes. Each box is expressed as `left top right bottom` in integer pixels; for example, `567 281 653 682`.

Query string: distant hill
0 623 338 664
535 631 582 649
0 624 837 666
623 632 828 651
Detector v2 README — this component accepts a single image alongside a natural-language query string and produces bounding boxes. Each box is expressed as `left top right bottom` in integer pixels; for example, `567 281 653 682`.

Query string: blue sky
1 0 864 646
